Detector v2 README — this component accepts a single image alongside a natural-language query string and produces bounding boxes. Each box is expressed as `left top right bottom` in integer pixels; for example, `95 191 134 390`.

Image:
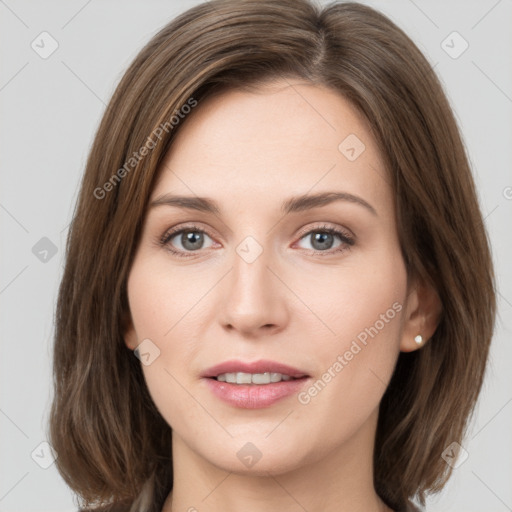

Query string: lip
204 378 310 409
200 359 309 379
200 359 310 409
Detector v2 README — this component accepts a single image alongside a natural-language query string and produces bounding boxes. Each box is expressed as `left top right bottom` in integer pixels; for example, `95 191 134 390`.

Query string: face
124 80 418 476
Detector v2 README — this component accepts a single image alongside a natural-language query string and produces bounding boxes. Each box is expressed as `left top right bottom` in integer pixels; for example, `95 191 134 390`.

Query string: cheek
127 255 209 342
292 250 406 433
290 245 406 352
126 256 214 425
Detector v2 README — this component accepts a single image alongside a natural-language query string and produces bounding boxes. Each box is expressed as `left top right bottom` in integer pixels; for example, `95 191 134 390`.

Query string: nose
218 243 290 337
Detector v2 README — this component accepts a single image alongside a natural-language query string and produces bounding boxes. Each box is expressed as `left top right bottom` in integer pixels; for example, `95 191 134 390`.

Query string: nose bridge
219 234 288 334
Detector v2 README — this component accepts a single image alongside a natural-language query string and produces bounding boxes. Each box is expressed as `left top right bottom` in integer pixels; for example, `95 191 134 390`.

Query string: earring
414 334 423 345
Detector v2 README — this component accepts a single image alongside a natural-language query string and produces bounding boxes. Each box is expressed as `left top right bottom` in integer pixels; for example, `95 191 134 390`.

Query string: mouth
201 359 311 409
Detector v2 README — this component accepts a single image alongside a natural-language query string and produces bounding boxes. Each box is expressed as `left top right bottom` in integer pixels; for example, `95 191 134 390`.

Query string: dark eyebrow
150 194 221 214
282 192 377 216
149 191 377 216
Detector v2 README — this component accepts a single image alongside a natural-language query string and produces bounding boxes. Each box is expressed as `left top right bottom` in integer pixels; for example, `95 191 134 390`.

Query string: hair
48 0 496 511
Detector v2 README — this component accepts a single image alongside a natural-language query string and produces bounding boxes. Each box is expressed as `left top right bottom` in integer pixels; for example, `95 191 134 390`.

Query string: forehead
151 80 391 217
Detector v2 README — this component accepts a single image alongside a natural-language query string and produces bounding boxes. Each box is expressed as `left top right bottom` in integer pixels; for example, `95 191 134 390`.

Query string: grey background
1 0 511 511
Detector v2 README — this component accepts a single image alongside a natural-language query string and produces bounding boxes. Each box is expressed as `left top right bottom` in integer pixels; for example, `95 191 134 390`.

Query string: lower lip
203 377 310 409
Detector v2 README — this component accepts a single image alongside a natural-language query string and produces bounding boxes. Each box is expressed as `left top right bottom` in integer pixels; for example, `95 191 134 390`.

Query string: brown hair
48 0 496 510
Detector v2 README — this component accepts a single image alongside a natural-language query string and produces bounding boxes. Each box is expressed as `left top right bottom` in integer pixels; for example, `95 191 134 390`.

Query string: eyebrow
149 191 377 216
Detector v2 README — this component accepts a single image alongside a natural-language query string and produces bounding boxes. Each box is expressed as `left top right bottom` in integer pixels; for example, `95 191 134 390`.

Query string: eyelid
294 222 355 243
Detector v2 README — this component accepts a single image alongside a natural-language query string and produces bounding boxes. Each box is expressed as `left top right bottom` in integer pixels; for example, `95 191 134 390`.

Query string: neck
163 408 393 512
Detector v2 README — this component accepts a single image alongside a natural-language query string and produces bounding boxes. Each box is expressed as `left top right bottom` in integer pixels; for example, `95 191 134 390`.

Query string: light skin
123 80 440 512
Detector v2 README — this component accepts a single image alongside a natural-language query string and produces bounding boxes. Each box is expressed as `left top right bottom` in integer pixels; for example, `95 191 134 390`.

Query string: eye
295 224 354 255
160 224 216 257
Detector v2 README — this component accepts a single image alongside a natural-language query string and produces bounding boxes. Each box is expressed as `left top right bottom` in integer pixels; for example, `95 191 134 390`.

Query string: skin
123 80 440 512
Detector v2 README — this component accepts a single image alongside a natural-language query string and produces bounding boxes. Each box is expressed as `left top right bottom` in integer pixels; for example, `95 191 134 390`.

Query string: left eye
296 228 351 252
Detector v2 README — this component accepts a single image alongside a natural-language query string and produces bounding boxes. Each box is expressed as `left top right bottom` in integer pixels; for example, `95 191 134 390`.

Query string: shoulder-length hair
48 1 496 510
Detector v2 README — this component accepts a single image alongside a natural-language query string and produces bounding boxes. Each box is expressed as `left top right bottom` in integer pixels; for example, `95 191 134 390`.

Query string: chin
192 433 318 477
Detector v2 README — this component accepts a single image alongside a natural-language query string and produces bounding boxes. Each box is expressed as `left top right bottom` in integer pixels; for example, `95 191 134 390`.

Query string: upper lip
201 359 309 379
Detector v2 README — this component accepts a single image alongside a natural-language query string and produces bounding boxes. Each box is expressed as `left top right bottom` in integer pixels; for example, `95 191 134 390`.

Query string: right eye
160 224 217 258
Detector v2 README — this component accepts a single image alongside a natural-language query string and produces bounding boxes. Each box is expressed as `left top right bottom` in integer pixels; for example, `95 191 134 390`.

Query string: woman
48 1 496 511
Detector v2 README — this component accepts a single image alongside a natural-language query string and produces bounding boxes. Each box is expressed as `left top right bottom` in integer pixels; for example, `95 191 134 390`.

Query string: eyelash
159 223 355 259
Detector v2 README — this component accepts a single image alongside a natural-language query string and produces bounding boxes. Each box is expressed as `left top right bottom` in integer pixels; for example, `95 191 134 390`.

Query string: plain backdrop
1 1 511 511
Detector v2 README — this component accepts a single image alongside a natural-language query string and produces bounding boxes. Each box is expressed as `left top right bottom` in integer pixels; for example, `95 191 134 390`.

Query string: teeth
215 372 294 384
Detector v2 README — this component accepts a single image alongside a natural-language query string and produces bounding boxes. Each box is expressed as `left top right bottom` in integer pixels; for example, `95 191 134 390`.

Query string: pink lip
200 359 310 409
204 378 309 409
200 359 309 379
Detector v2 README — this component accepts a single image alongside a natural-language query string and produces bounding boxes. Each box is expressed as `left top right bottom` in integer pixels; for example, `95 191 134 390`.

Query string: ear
400 275 442 352
121 309 138 351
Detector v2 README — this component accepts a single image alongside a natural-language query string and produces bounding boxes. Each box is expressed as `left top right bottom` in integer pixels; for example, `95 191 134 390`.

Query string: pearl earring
414 334 423 345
